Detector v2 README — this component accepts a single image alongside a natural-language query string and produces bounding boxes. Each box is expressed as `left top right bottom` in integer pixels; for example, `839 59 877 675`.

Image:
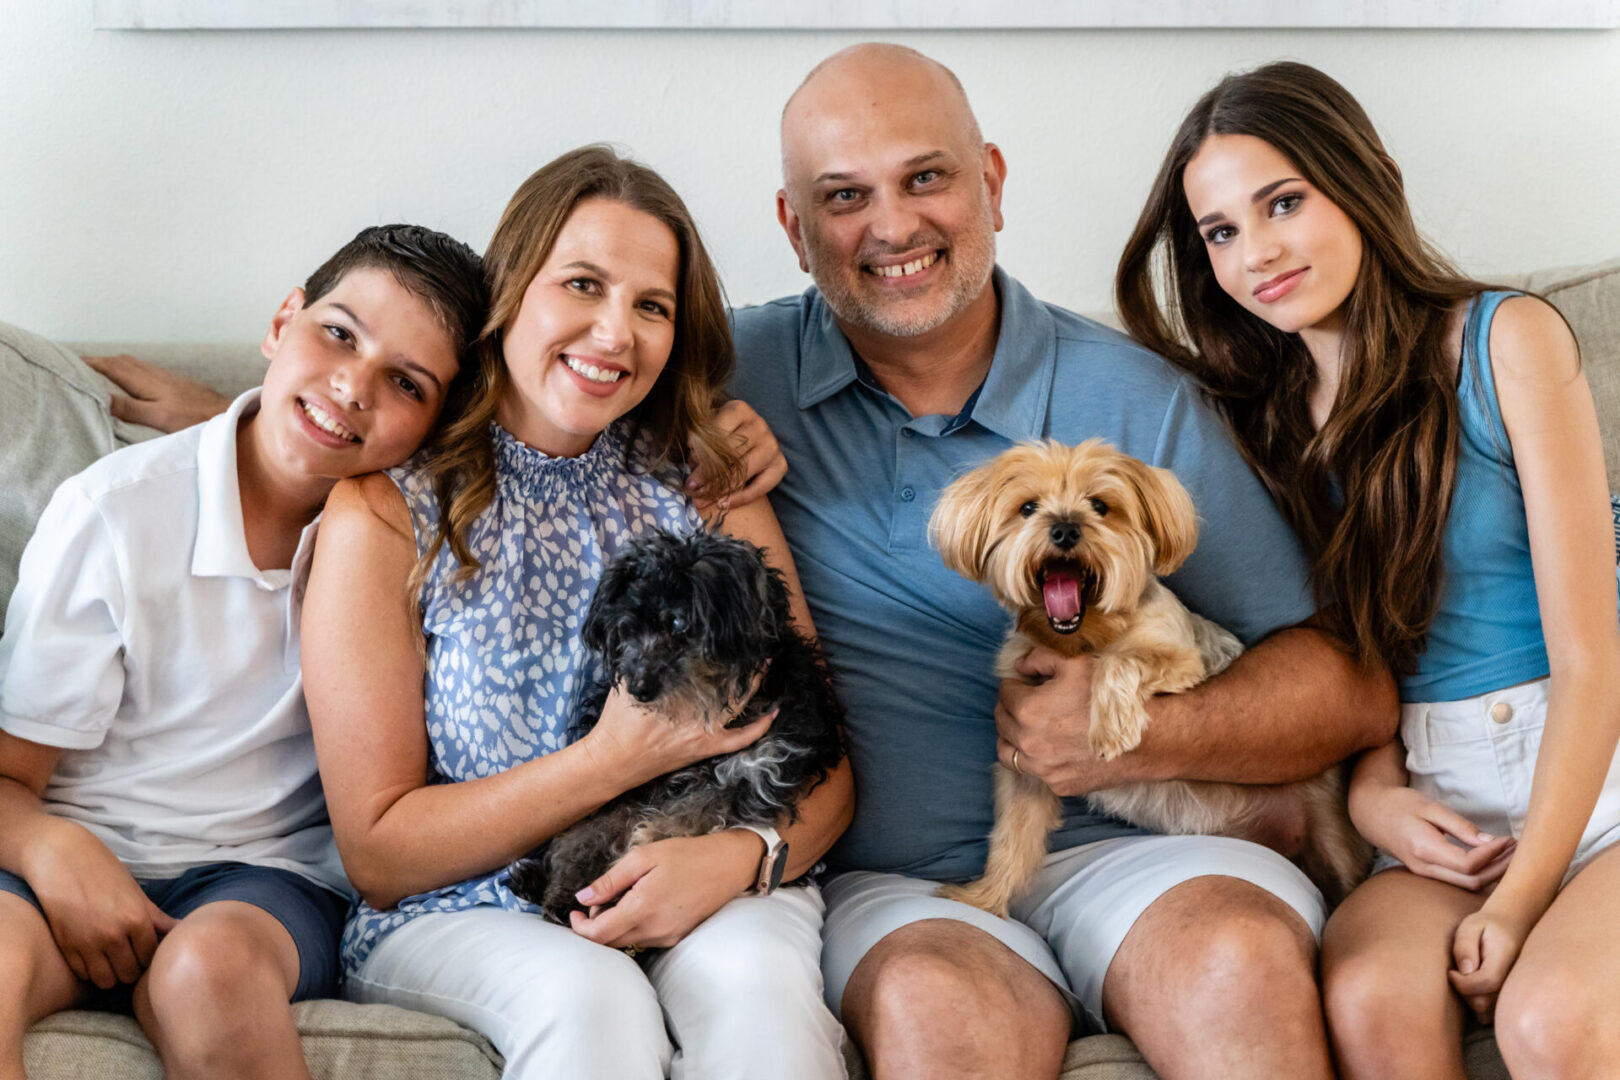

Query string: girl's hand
23 819 178 988
1352 784 1515 891
567 829 762 949
1449 898 1541 1024
688 400 787 511
583 681 776 787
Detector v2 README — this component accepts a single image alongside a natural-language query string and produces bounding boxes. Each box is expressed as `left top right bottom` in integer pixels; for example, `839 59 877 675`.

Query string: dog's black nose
1049 521 1081 550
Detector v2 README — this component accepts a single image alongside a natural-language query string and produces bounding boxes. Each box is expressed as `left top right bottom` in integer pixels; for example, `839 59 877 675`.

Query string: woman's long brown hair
408 145 744 598
1116 62 1490 674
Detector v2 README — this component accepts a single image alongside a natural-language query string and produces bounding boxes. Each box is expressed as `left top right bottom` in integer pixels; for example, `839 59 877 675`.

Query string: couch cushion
25 1002 503 1080
0 322 124 625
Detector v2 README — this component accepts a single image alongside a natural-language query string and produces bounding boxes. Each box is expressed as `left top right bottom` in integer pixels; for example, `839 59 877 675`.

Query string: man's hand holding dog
567 831 763 950
996 646 1147 797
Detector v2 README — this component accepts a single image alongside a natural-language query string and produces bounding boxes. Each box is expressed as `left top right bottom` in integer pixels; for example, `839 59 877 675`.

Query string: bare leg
1102 875 1330 1080
0 894 83 1080
133 900 310 1080
1320 869 1481 1080
1495 844 1620 1077
842 919 1071 1080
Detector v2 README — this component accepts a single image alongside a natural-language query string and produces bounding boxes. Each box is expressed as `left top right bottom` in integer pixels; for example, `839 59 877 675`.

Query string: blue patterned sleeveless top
341 419 702 973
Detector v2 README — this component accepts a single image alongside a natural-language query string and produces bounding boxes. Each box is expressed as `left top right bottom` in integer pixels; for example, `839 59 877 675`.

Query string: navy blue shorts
0 862 349 1009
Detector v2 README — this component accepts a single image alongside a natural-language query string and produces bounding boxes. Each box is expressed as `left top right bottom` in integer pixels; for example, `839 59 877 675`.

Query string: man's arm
996 625 1397 797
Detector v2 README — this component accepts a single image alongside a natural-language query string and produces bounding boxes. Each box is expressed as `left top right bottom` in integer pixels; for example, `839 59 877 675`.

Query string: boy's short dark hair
303 224 486 363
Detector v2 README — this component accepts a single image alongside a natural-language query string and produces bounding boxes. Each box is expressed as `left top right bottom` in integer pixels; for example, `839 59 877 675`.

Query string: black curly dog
507 527 846 925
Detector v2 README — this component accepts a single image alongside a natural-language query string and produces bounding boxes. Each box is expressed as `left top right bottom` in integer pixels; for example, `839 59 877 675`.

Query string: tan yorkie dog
930 439 1369 917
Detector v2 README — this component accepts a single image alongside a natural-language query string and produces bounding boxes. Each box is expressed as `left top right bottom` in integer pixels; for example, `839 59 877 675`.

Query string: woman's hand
23 818 178 988
1351 782 1515 891
81 353 233 433
688 400 787 511
1449 896 1542 1024
582 682 776 787
567 829 763 949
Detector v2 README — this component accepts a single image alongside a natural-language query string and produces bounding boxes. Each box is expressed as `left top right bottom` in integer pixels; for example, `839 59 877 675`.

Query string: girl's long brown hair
408 145 743 597
1116 62 1490 674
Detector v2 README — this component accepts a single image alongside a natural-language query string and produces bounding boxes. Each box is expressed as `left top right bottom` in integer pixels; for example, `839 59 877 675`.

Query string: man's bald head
781 44 983 186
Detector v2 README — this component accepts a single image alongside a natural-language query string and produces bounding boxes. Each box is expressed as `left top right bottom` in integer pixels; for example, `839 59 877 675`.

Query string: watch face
767 843 789 892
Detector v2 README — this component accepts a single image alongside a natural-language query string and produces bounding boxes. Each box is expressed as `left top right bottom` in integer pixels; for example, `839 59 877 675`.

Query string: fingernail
686 477 698 488
1459 959 1475 974
576 887 595 903
1477 832 1493 842
718 498 731 511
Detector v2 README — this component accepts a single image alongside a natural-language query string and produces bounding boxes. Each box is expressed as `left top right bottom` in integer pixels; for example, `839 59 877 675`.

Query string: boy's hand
24 819 177 988
1449 899 1539 1024
688 400 787 511
81 353 232 434
567 830 761 949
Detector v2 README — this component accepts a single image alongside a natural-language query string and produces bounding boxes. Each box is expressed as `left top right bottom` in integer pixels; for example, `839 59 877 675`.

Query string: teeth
870 252 939 278
301 400 358 442
565 356 625 384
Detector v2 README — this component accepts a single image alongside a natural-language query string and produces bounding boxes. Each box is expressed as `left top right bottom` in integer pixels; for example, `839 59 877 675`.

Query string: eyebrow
329 302 445 394
812 150 950 186
1195 177 1303 227
559 260 677 304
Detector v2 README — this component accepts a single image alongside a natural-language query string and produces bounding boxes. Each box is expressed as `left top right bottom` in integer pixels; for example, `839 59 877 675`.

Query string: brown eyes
1020 501 1038 518
1090 498 1108 516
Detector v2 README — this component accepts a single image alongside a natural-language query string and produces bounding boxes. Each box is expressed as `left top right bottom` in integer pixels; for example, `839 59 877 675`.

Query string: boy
0 224 486 1080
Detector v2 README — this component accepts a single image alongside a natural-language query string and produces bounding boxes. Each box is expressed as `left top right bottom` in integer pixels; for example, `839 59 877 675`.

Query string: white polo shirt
0 390 348 895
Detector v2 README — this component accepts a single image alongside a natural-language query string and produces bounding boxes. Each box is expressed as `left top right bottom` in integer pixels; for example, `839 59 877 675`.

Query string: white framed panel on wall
91 0 1620 30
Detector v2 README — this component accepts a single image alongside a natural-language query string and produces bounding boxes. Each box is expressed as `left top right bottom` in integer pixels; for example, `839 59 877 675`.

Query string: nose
868 190 923 250
1244 228 1283 274
1049 521 1081 551
592 301 633 355
329 358 375 410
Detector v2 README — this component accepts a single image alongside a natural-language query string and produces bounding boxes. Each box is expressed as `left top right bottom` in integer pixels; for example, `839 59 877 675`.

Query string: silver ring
1011 748 1023 775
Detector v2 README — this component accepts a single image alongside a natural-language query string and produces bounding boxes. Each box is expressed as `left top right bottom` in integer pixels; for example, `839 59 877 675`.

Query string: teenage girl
1117 61 1620 1078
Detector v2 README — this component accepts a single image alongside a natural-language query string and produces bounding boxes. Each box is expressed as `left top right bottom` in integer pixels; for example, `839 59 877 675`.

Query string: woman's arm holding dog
302 475 776 911
569 497 855 951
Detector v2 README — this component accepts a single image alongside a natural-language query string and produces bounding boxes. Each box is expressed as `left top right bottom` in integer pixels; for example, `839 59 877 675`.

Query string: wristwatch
736 824 790 896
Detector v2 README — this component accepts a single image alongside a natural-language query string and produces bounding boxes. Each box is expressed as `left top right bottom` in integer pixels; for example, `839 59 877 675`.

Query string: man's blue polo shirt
730 267 1315 883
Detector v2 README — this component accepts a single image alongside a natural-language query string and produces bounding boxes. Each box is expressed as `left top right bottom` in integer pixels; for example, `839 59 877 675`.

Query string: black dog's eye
668 614 688 634
1089 497 1108 516
1019 500 1038 518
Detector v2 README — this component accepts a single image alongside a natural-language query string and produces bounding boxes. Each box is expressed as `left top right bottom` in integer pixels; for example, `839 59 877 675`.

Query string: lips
1253 268 1307 304
864 250 941 281
560 355 629 398
297 397 360 446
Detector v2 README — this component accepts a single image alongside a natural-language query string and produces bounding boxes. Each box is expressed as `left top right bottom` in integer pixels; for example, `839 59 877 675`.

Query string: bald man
726 44 1396 1080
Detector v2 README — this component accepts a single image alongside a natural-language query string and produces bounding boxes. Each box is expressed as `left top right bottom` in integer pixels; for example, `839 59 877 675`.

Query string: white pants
346 886 846 1080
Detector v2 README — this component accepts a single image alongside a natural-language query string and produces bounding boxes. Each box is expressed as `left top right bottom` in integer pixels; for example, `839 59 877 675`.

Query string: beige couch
7 257 1618 1078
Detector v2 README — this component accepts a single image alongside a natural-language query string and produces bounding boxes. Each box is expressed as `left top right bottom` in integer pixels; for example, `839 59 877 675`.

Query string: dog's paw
936 880 1011 919
1088 697 1147 761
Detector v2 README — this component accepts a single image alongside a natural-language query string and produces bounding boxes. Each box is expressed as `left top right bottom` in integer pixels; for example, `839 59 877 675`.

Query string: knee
538 948 663 1037
1322 948 1425 1050
1173 895 1317 1008
1496 964 1619 1075
673 932 821 1008
144 920 285 1030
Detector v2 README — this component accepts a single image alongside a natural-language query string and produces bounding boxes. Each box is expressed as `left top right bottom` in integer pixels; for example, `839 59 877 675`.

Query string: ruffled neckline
491 418 632 497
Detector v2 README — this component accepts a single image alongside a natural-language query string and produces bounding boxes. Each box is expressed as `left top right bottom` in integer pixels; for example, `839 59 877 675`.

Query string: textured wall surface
2 3 1617 339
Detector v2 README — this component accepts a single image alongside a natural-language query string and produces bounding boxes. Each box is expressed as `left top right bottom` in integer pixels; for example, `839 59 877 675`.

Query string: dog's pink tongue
1043 570 1083 624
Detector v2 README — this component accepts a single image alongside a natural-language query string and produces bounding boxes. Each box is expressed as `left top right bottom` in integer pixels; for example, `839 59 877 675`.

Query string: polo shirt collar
192 388 279 583
795 266 1056 441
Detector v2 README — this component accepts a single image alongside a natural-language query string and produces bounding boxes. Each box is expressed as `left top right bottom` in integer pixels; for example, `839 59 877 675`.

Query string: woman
302 146 852 1080
1116 62 1620 1077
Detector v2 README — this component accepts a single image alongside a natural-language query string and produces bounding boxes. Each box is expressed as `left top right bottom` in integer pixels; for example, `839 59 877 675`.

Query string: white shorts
821 833 1324 1033
1372 676 1620 882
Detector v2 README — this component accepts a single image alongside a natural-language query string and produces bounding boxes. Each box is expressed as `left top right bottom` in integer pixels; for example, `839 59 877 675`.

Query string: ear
983 143 1008 233
581 550 635 655
261 287 305 361
776 189 810 274
929 461 1003 580
1121 459 1200 575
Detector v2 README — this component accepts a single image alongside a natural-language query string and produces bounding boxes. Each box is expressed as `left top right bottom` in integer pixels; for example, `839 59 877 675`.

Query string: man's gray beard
806 221 996 338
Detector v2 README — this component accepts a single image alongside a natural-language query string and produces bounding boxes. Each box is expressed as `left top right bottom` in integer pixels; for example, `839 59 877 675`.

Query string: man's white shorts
821 834 1324 1032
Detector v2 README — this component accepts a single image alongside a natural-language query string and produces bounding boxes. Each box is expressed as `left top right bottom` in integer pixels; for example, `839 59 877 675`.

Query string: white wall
2 2 1617 341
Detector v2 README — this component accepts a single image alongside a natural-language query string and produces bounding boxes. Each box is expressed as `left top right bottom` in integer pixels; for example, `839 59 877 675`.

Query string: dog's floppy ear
929 460 1004 579
1119 457 1200 575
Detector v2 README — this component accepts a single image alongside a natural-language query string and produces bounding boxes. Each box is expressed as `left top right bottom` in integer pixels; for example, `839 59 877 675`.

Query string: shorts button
1490 701 1513 724
900 486 916 502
